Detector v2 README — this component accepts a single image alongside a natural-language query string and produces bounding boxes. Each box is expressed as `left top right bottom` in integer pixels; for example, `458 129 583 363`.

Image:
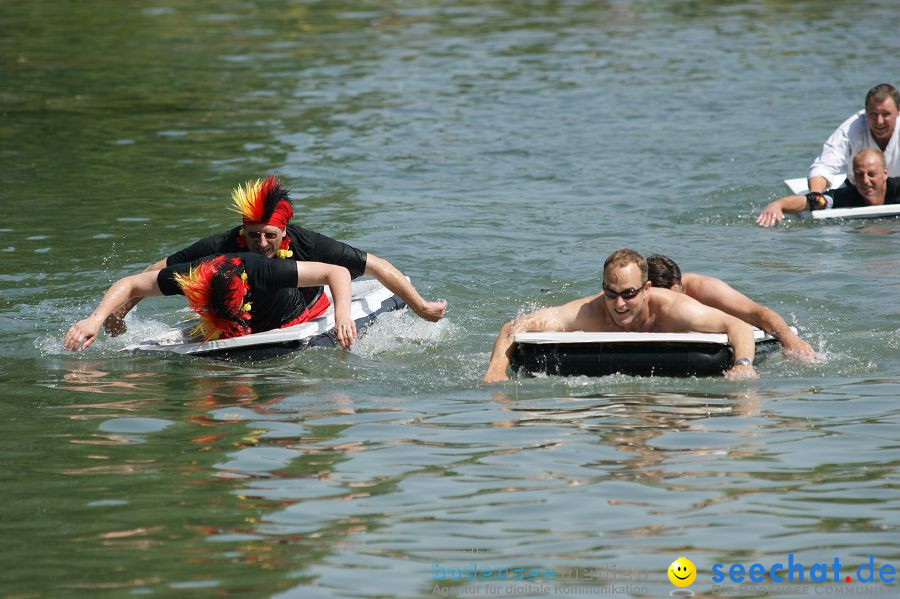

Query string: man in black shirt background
757 148 900 227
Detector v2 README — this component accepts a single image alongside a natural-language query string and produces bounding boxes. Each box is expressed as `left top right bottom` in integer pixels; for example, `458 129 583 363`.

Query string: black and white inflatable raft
122 279 404 361
510 329 780 378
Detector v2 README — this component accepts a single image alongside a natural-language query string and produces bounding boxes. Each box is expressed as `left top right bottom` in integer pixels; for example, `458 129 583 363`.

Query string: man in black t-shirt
66 253 357 351
758 148 900 227
104 176 447 334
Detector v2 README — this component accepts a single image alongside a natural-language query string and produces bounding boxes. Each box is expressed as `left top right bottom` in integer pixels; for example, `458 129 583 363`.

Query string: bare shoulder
522 293 608 332
648 286 681 307
682 272 726 295
562 293 608 331
653 286 709 318
682 272 762 319
682 272 745 304
508 294 598 333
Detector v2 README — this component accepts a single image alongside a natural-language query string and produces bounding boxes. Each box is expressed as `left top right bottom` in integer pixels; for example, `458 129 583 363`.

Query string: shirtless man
646 254 815 360
483 248 758 382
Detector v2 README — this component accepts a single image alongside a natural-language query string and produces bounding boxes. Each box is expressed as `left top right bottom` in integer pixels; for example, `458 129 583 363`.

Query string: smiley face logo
668 557 696 587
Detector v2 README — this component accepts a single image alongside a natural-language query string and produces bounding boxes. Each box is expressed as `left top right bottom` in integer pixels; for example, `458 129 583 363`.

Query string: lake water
1 1 898 597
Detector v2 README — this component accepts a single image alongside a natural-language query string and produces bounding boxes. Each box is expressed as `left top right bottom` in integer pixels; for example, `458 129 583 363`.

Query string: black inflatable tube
190 295 405 361
511 337 780 378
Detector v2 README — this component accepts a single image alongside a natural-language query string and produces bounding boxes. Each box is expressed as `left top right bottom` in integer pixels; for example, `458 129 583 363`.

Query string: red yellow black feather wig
173 256 253 341
230 175 293 228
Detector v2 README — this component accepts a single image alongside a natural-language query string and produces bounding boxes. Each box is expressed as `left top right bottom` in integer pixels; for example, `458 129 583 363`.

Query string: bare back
681 273 765 326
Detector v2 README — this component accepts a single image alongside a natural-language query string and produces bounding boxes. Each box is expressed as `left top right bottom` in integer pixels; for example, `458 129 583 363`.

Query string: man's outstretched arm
685 274 815 360
664 295 758 381
102 258 169 336
67 271 164 351
756 194 809 227
484 310 557 383
483 299 591 383
364 254 447 322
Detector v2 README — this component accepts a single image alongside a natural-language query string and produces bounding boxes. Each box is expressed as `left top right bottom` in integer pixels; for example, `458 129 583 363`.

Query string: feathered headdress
230 175 293 228
173 255 253 341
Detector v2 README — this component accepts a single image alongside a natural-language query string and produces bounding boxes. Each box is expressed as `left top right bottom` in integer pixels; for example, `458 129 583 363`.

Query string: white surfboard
784 175 846 194
515 329 775 346
122 279 403 359
808 204 900 220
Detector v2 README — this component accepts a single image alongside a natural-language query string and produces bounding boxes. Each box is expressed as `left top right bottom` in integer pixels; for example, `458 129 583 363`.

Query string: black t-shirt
158 253 305 333
166 224 368 275
826 177 900 208
165 224 367 306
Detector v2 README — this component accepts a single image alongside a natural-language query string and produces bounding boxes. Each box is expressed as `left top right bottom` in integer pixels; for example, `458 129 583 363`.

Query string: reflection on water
60 364 163 395
7 349 897 595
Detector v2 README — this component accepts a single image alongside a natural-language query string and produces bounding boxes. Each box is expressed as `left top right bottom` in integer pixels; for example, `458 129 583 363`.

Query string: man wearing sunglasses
483 248 758 382
646 254 815 361
103 176 447 336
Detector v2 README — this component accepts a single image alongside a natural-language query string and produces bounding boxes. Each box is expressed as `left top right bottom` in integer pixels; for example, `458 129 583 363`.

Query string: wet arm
747 306 814 360
103 258 169 335
685 274 814 360
721 316 759 380
667 296 757 380
484 304 577 383
296 262 356 349
364 254 447 321
756 194 808 227
66 271 163 351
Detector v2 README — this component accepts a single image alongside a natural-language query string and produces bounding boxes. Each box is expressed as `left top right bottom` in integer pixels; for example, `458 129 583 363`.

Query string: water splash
352 308 456 357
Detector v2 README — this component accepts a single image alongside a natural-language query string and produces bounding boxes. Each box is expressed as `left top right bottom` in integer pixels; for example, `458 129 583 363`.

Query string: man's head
851 148 888 205
864 83 899 147
602 248 650 328
647 254 683 293
174 255 252 341
231 176 293 258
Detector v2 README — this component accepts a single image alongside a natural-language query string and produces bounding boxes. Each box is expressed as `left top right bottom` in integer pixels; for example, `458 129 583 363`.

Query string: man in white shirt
807 83 899 192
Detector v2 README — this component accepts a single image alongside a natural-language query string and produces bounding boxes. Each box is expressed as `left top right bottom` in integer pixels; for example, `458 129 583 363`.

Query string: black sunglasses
602 284 644 300
245 231 280 241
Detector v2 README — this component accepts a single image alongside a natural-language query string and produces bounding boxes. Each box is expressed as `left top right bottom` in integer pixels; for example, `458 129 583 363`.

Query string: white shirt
807 109 900 186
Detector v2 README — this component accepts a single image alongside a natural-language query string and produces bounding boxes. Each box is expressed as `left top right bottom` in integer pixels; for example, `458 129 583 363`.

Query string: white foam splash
35 310 180 357
352 308 456 357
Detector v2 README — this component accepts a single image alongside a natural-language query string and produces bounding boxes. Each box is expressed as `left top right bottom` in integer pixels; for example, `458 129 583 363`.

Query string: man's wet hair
603 248 647 283
865 83 900 110
647 254 682 289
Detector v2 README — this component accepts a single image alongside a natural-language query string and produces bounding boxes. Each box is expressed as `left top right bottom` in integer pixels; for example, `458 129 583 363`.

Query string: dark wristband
806 192 827 211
